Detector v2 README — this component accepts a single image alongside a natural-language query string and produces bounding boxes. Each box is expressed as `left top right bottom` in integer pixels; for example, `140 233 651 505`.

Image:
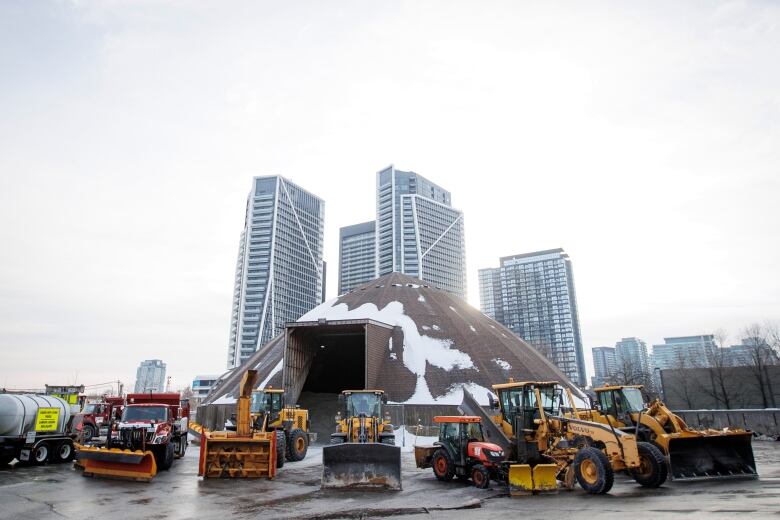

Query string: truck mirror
382 395 388 404
487 393 498 410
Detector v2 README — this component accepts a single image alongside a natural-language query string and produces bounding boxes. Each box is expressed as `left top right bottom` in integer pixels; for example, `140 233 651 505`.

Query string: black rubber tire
176 435 187 458
275 430 286 468
431 449 455 482
32 442 50 465
56 440 75 463
630 442 668 488
574 447 614 494
155 441 175 470
471 464 490 489
286 429 308 462
82 424 96 442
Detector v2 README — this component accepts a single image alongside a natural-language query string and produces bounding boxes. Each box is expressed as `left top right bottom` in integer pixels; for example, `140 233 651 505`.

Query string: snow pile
298 300 477 404
493 358 512 370
418 294 426 303
393 426 439 451
469 325 477 332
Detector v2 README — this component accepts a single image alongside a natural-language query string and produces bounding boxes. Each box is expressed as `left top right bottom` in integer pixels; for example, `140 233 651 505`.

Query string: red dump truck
72 397 125 442
77 393 190 481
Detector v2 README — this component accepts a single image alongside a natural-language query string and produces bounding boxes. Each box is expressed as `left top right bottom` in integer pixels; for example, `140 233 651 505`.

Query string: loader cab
494 381 563 434
596 386 645 427
339 390 386 419
250 389 284 415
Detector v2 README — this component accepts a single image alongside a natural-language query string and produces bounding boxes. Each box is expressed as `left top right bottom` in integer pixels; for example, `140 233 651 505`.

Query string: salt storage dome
203 273 584 408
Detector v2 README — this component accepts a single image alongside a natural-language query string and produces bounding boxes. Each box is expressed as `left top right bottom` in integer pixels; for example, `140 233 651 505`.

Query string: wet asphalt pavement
1 441 779 520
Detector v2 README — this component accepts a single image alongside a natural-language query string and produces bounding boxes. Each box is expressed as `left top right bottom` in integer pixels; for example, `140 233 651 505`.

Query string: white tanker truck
0 394 76 466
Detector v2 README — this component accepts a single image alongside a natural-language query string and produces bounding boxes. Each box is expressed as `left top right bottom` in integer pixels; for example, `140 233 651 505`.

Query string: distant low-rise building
191 375 220 399
651 335 716 371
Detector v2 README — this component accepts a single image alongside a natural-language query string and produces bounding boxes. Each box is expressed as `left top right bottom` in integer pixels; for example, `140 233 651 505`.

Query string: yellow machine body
198 369 278 478
583 385 757 481
322 390 401 490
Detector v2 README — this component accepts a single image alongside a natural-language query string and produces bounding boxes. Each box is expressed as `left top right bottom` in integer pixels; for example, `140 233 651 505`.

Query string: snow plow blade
668 432 757 481
198 432 276 478
321 443 402 490
77 446 157 482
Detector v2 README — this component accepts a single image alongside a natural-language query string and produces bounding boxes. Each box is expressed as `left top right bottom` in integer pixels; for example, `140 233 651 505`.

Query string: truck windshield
346 393 381 417
122 406 168 422
619 388 645 413
83 404 98 414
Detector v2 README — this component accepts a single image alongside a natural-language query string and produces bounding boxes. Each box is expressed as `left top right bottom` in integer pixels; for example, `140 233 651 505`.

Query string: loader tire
471 464 490 489
275 430 286 468
432 449 455 482
630 442 667 488
574 447 614 494
287 429 308 462
157 442 175 470
82 424 96 443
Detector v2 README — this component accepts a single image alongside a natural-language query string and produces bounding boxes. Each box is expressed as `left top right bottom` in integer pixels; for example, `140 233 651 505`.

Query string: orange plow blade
77 446 157 482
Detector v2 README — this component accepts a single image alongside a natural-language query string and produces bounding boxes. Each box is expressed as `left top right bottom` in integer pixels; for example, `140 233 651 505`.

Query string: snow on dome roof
202 272 583 406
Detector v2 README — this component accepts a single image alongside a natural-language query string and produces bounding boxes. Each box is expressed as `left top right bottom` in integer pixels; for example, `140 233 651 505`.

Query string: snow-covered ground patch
432 325 441 331
418 294 426 303
469 325 477 332
393 426 439 451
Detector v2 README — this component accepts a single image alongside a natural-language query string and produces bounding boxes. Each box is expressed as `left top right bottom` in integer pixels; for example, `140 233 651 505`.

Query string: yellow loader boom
588 385 757 481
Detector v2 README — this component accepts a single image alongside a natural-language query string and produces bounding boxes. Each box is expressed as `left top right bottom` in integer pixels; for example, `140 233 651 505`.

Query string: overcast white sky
1 1 778 393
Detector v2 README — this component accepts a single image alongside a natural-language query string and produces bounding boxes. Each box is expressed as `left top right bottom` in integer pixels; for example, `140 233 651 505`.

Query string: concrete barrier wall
675 408 780 437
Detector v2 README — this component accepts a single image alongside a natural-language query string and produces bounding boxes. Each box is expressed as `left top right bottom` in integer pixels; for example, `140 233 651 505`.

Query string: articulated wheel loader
583 385 757 481
247 388 317 461
198 369 281 478
460 380 668 495
321 390 401 490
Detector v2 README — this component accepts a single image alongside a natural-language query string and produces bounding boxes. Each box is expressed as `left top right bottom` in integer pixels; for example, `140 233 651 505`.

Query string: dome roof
203 272 583 406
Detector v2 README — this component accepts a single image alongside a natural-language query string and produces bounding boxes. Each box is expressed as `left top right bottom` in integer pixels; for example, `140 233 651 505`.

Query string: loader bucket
509 464 533 495
77 447 157 482
198 433 276 478
668 433 757 481
321 443 402 490
533 464 560 493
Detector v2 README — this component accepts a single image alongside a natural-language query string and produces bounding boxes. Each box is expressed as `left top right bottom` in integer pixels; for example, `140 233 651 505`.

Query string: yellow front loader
249 387 316 461
321 390 401 490
583 385 757 481
461 380 668 495
198 369 280 478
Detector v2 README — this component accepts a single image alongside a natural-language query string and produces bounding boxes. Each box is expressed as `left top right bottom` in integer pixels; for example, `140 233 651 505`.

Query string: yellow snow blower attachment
198 369 279 478
321 390 401 490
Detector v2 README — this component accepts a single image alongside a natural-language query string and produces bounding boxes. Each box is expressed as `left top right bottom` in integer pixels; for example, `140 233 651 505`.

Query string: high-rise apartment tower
226 176 324 369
